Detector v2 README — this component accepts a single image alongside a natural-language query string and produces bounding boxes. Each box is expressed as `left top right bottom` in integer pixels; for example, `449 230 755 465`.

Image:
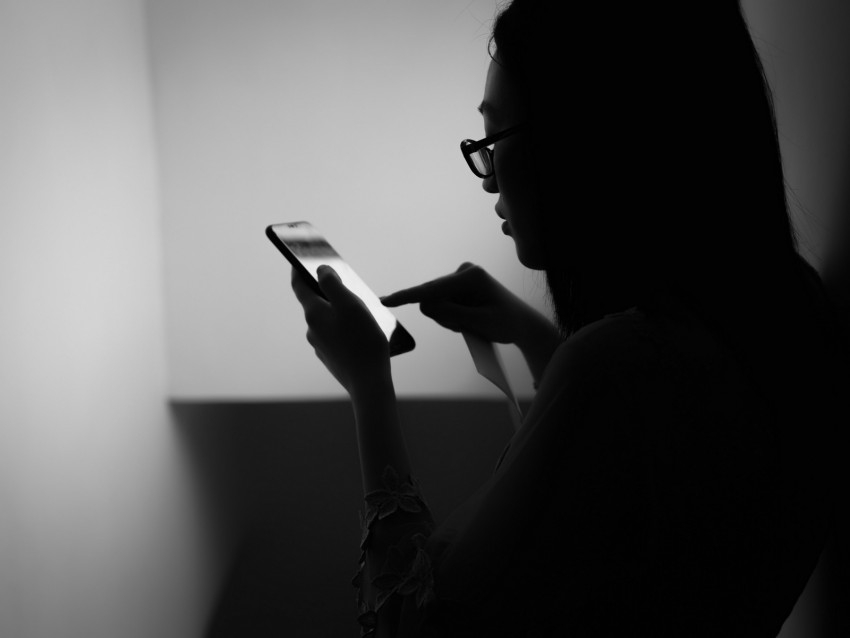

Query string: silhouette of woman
290 1 850 635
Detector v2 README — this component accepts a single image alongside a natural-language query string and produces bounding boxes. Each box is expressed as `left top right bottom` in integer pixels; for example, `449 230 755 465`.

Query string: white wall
150 0 850 402
743 0 850 274
0 2 223 636
147 0 543 400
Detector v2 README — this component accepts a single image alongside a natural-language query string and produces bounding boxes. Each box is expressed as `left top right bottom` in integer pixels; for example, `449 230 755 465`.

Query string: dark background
173 398 849 638
174 399 519 636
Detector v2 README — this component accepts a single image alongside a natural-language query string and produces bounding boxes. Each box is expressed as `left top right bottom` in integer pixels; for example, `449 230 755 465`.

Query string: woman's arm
382 262 562 387
349 366 411 494
290 265 435 635
291 264 413 492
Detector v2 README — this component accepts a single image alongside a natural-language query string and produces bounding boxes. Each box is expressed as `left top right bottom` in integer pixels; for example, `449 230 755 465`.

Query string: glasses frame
460 125 523 178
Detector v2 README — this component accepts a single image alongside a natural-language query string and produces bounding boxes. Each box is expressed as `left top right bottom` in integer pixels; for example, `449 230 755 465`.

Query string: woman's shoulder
538 300 744 405
544 306 675 378
550 308 647 370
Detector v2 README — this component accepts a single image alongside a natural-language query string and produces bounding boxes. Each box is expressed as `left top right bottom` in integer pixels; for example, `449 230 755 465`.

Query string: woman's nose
482 173 498 194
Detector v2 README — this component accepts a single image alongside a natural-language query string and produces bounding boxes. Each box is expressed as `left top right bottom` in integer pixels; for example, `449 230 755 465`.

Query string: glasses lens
470 149 492 177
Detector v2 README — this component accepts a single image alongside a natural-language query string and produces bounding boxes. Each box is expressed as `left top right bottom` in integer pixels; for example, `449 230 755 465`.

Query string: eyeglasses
460 125 523 178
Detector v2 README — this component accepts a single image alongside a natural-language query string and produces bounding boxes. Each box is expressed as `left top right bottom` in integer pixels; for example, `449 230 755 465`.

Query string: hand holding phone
266 221 415 356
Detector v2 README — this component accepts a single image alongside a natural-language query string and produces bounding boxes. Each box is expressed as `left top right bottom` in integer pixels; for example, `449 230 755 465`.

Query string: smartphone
266 221 415 356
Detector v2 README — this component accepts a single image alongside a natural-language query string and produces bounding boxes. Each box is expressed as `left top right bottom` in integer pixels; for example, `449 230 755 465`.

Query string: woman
290 1 848 635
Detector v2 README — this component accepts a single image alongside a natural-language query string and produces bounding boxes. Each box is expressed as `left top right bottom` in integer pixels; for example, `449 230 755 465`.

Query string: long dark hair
492 0 850 598
491 0 797 337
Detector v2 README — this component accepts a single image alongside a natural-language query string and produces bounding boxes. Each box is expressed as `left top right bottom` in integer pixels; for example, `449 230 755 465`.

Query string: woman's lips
496 208 509 234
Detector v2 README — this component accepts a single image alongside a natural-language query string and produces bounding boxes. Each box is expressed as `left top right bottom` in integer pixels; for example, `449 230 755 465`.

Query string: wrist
349 364 407 495
349 362 395 404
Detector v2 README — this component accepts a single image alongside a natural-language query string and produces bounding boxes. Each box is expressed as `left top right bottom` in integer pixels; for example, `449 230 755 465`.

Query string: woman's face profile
481 58 545 270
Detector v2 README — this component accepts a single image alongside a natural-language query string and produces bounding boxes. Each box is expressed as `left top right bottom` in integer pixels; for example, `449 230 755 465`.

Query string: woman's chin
514 243 546 271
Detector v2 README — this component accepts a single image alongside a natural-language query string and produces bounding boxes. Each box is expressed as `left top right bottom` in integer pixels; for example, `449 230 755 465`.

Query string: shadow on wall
173 397 850 637
171 399 517 637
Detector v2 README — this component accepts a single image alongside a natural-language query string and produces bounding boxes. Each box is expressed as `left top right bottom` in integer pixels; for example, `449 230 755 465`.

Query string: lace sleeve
352 465 436 636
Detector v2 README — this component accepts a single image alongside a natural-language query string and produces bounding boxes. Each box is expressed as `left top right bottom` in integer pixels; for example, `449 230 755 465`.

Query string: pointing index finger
381 264 477 307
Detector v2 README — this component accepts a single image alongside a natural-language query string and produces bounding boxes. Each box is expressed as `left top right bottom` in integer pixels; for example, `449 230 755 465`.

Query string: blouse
353 299 834 637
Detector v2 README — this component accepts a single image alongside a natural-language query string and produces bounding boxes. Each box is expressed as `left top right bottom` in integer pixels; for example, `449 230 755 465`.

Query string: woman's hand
382 262 546 345
382 263 561 383
291 265 391 397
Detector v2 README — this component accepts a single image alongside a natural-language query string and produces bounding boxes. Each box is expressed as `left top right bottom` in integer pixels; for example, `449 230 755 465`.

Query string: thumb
316 265 356 306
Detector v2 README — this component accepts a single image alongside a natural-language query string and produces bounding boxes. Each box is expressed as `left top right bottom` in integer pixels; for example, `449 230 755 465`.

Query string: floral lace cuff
353 466 435 636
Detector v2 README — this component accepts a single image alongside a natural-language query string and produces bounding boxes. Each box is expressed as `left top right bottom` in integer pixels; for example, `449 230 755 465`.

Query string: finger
292 269 330 328
291 267 323 304
306 326 327 352
316 264 360 309
421 310 462 332
381 263 481 307
306 331 328 367
420 298 488 330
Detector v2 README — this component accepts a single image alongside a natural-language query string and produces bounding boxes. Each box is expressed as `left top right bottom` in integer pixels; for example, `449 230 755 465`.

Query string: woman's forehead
481 59 523 124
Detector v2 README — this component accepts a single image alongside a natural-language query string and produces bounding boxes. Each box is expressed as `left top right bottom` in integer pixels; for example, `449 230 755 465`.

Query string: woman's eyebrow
477 100 496 116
